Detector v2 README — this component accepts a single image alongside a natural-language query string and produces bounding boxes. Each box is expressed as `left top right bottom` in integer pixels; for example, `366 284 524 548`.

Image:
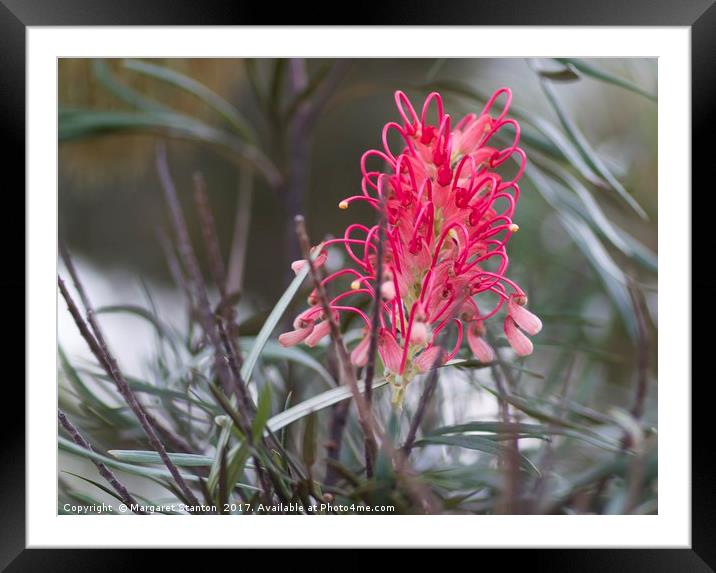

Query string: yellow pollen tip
339 200 349 210
509 223 520 233
351 280 361 290
448 228 459 240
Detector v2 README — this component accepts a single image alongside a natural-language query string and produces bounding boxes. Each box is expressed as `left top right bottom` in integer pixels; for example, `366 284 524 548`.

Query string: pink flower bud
409 321 429 345
415 346 444 373
467 322 495 363
305 320 331 347
350 331 371 367
508 295 542 336
278 323 315 347
378 329 403 373
504 316 534 356
380 280 396 301
290 250 327 276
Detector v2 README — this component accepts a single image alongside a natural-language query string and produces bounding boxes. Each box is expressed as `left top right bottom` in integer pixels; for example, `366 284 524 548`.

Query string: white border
28 27 690 548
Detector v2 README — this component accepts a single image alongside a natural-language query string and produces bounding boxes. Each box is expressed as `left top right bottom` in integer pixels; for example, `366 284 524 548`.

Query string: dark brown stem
282 60 350 271
217 318 253 415
469 326 521 514
192 172 227 299
401 321 455 455
156 146 287 506
323 344 349 486
155 144 255 430
402 363 440 454
57 275 200 507
60 240 195 456
294 216 377 456
58 409 145 514
628 283 649 422
157 229 195 310
361 201 386 477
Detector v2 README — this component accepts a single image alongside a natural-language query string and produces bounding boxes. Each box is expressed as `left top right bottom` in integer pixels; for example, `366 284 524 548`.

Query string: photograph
56 56 659 517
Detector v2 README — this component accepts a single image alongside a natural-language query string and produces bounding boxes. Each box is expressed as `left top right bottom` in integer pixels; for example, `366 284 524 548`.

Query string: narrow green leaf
429 421 622 452
537 62 580 82
554 58 657 102
61 470 128 505
252 384 273 441
87 369 219 415
123 59 257 142
109 449 215 467
59 346 110 410
96 304 178 353
60 438 261 493
538 164 657 272
558 211 638 342
527 166 638 341
446 358 544 378
240 263 310 383
302 413 318 470
534 71 648 219
91 59 167 113
414 435 540 476
240 338 335 388
58 108 279 187
266 379 388 435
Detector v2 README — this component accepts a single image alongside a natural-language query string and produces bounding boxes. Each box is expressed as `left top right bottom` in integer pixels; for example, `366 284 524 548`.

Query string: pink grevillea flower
280 89 541 398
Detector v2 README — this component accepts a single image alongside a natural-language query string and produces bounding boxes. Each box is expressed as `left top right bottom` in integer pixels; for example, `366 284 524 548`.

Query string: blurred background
58 58 657 514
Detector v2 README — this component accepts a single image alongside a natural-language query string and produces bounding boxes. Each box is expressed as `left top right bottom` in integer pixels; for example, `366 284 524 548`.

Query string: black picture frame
3 0 709 566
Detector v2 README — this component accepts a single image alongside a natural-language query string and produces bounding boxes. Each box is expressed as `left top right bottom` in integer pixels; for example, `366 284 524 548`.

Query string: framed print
3 0 711 566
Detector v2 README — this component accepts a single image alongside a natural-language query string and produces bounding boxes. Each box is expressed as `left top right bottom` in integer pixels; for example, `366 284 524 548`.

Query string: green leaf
537 62 580 82
533 70 648 219
414 435 540 476
558 211 638 342
429 422 622 452
59 346 111 411
252 383 273 441
375 409 400 482
526 166 638 341
522 117 607 189
478 385 626 450
123 59 257 142
61 470 128 505
266 379 388 435
239 338 335 388
96 304 179 354
58 108 280 187
224 441 251 500
91 59 167 113
214 260 314 486
302 413 318 470
554 58 657 102
108 449 215 467
240 264 310 383
536 165 657 272
446 358 544 379
87 369 219 415
60 438 263 494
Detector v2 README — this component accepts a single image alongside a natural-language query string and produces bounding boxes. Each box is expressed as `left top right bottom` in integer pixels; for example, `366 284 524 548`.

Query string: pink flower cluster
280 89 541 387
